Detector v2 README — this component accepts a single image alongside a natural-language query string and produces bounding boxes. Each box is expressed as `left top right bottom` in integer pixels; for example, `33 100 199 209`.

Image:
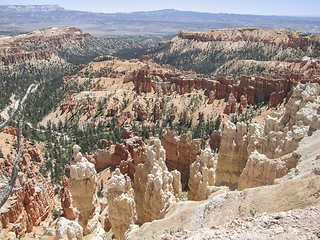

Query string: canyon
0 25 320 239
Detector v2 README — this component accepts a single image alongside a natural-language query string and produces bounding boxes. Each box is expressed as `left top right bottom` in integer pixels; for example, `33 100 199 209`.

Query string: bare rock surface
54 217 83 240
107 168 137 239
161 128 201 186
134 139 181 225
68 145 97 234
187 148 219 201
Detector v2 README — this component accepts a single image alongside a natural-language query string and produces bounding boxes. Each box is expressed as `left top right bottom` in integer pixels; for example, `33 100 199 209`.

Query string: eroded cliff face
177 28 319 50
134 139 181 225
187 148 222 201
215 121 249 190
215 82 320 191
238 82 320 190
0 142 54 238
107 168 137 239
161 128 201 187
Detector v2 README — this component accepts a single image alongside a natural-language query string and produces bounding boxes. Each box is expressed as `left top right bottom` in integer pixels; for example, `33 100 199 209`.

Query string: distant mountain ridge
0 5 64 11
0 5 320 44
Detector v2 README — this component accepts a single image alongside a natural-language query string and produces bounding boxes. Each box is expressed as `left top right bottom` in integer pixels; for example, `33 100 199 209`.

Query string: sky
0 0 319 17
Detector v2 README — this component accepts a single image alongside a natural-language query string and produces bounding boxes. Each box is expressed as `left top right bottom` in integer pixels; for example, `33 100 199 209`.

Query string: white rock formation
107 168 137 240
215 83 320 190
134 139 181 224
187 148 219 201
54 217 83 240
215 121 248 189
68 145 97 234
238 82 320 190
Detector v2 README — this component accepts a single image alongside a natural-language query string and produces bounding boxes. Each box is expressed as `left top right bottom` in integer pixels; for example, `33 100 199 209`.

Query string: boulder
54 217 83 240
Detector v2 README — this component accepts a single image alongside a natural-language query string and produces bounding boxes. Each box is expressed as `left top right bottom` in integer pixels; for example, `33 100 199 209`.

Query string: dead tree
0 84 36 209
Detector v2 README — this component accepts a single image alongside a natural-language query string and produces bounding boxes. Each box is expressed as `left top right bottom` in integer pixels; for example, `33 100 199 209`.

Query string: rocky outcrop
207 90 216 104
1 50 58 65
215 121 249 190
0 145 54 238
22 142 43 163
0 126 18 135
237 82 320 190
187 148 219 201
180 108 190 125
177 28 319 50
68 145 97 234
209 131 222 151
54 217 83 240
134 139 181 224
161 128 201 186
107 168 137 239
136 103 148 121
223 93 237 114
110 127 147 180
238 150 300 191
92 149 111 172
214 82 320 191
59 176 79 220
153 98 161 120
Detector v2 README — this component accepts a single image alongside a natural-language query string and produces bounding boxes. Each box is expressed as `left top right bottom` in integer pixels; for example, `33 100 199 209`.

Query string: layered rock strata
134 139 182 224
238 82 320 190
107 168 137 239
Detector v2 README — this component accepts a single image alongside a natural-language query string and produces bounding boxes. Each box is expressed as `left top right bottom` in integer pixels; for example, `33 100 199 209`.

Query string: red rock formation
109 127 147 180
239 95 248 113
116 111 131 127
153 99 161 120
268 91 283 108
180 108 190 125
60 95 77 113
207 90 216 104
209 131 222 151
0 126 18 135
93 149 111 172
170 106 178 121
136 103 148 121
22 143 43 163
0 50 58 65
161 128 202 186
0 147 54 237
100 139 113 148
223 93 237 114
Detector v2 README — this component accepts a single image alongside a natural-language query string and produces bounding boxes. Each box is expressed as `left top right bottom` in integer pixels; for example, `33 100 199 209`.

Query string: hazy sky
1 0 319 16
